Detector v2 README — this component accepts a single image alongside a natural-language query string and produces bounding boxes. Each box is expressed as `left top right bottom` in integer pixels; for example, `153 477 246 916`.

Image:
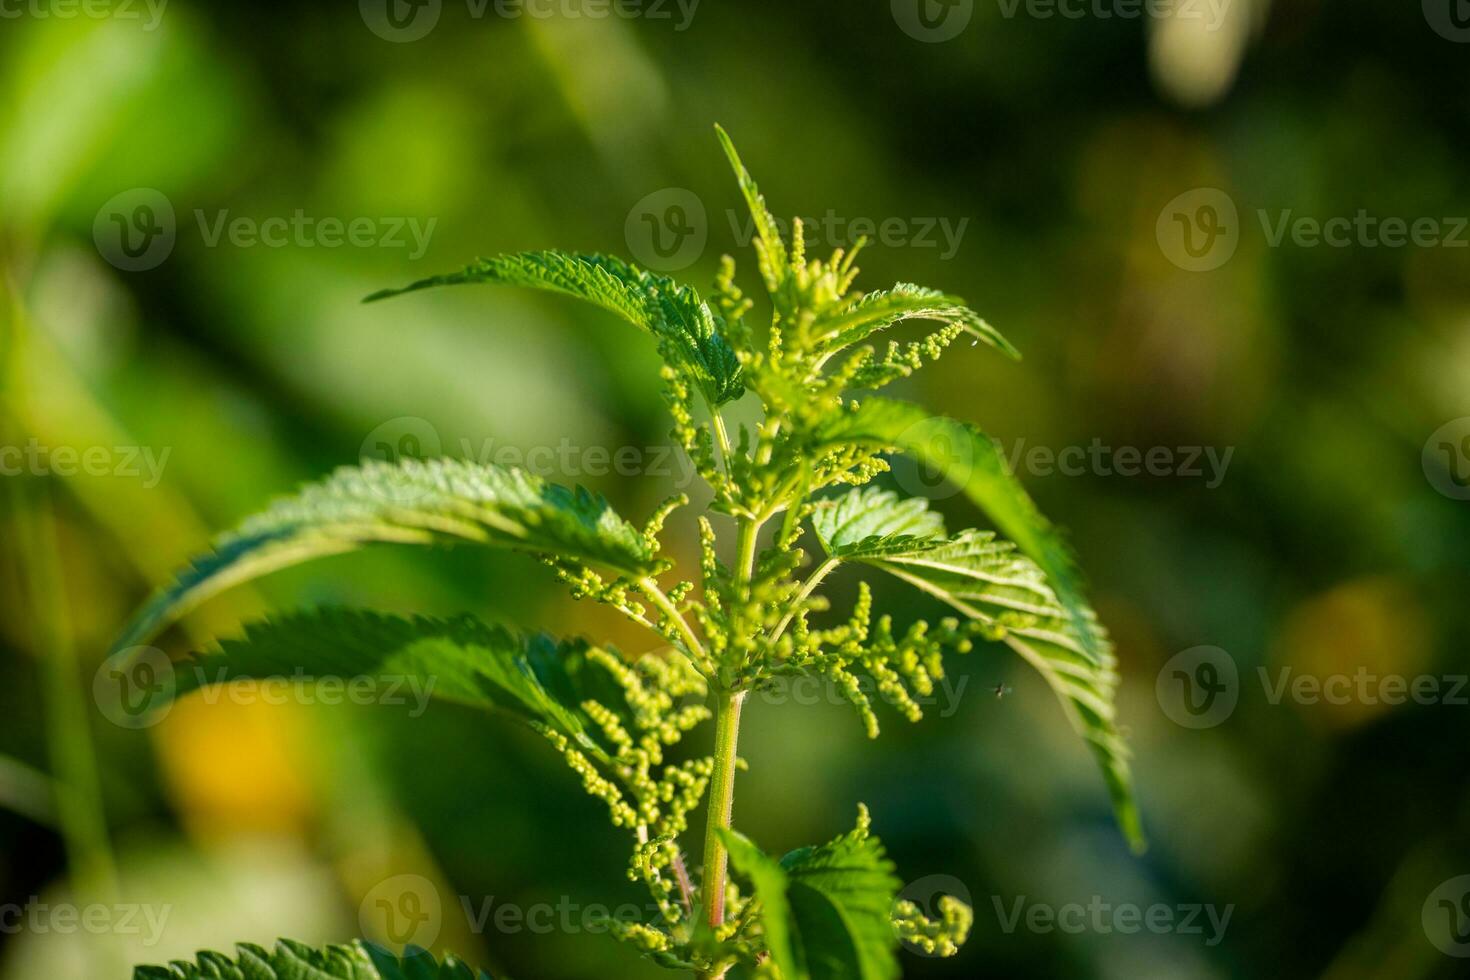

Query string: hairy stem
768 556 838 647
640 577 709 668
699 689 745 932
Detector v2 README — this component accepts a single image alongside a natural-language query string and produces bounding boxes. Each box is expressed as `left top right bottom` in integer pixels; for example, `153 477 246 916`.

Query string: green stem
699 689 744 931
640 577 709 669
768 556 837 647
735 519 759 582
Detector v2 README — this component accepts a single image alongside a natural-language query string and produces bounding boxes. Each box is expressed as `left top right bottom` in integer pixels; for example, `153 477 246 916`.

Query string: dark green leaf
365 250 744 406
722 810 901 980
813 489 1144 852
111 458 655 655
814 398 1104 664
133 939 496 979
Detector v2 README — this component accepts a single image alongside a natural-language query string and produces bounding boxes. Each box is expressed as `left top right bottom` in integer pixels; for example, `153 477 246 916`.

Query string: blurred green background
3 1 1470 977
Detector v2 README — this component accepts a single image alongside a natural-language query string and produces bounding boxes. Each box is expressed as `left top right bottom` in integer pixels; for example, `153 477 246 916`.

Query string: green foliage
110 458 657 656
115 127 1140 978
722 807 962 980
813 489 1142 852
366 250 744 407
133 940 496 979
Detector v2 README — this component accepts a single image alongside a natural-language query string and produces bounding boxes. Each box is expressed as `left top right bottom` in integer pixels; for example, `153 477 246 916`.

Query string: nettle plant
119 128 1141 980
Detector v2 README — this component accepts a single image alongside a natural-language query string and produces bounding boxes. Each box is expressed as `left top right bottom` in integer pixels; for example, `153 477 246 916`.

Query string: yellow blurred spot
153 695 316 838
1272 578 1431 730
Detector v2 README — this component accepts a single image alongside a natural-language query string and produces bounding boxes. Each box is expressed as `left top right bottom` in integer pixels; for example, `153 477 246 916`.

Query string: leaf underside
176 608 645 763
815 397 1105 664
133 939 496 980
110 458 655 655
365 250 744 406
813 487 1143 852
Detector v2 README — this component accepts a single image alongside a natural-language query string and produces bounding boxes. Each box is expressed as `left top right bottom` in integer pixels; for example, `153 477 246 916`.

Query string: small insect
993 683 1012 699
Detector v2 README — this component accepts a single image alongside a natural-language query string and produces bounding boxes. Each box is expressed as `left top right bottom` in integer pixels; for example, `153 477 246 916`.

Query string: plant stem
735 519 759 582
699 689 744 931
696 515 762 975
640 577 710 668
768 556 837 647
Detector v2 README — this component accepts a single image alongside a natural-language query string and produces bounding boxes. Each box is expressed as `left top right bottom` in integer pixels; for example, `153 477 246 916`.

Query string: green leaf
133 939 496 979
722 809 902 980
365 249 744 406
174 608 648 763
814 398 1104 664
714 125 788 294
810 485 945 558
813 283 1018 363
813 490 1144 852
111 458 656 655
